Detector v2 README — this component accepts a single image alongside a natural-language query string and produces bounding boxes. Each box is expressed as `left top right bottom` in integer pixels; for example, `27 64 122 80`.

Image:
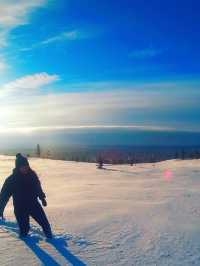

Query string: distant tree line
12 144 200 166
91 148 200 166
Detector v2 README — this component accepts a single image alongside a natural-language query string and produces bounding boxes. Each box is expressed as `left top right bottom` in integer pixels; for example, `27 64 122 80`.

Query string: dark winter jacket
0 168 46 215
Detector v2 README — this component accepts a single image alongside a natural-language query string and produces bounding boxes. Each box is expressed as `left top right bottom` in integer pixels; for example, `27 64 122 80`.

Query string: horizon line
0 125 200 134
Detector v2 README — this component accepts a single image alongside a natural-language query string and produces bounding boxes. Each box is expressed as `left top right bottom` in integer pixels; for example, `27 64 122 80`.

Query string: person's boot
19 232 28 238
44 227 53 239
45 231 53 239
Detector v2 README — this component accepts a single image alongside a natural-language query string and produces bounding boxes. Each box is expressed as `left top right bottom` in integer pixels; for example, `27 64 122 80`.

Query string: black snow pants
14 201 52 237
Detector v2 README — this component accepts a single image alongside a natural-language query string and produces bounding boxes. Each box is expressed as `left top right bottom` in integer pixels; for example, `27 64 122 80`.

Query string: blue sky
0 0 199 135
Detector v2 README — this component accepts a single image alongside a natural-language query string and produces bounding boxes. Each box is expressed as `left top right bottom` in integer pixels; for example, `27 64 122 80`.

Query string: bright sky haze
0 0 199 138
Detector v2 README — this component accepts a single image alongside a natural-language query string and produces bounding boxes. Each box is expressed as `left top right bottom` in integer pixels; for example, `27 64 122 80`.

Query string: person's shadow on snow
0 219 87 266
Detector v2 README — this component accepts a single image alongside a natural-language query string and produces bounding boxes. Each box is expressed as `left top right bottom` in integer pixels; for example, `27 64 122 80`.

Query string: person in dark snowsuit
0 153 52 238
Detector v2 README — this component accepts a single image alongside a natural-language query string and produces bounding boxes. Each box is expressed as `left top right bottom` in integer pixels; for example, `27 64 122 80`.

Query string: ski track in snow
0 156 200 265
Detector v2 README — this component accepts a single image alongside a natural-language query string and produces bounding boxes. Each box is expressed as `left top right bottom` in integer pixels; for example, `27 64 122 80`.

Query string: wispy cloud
0 1 46 27
41 30 86 44
0 1 47 73
0 72 59 97
129 48 164 59
20 29 90 52
0 57 8 72
0 0 46 47
0 31 8 48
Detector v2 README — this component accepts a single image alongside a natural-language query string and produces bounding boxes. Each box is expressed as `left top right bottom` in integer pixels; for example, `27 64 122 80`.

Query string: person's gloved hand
41 198 47 207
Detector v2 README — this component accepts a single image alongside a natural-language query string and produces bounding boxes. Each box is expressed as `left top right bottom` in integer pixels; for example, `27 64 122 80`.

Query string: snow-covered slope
0 155 200 265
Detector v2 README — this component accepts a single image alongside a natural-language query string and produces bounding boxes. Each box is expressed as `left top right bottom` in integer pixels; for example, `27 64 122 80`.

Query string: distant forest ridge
1 145 200 164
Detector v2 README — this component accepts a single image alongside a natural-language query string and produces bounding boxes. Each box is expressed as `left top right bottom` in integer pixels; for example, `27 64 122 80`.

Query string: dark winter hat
15 153 29 169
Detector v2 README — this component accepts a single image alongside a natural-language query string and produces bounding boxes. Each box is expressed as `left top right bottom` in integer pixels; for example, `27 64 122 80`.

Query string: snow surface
0 155 200 265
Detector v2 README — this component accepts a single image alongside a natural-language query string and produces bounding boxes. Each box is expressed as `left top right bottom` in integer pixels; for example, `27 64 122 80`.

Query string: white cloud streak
20 30 89 52
0 0 46 27
0 72 59 96
0 58 8 72
0 1 47 72
41 30 84 45
0 0 46 47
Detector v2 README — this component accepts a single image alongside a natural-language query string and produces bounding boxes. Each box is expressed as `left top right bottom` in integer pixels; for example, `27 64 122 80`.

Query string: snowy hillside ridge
0 155 200 265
